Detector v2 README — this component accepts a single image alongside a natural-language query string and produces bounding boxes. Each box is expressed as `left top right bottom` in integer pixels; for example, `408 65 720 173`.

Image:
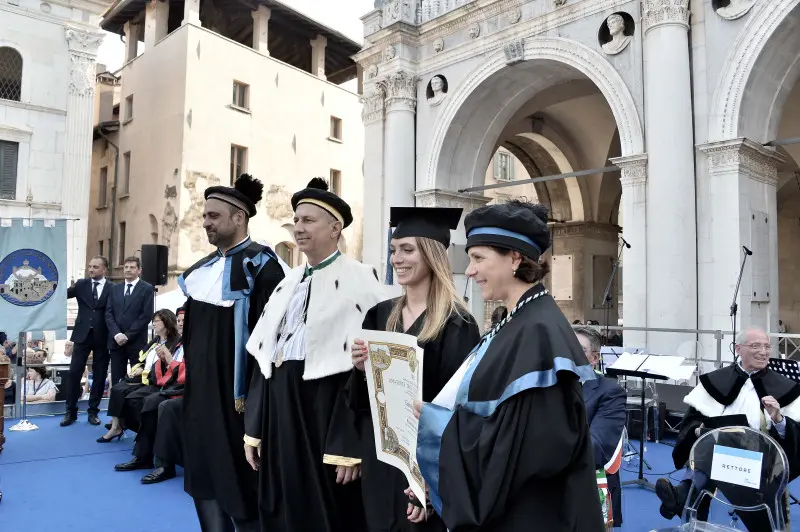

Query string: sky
96 0 376 72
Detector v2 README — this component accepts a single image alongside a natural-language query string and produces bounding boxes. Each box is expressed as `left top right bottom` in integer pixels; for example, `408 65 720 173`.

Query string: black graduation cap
390 207 462 248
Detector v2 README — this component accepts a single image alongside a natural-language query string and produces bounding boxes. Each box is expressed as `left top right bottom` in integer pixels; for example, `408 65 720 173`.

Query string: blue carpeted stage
1 416 799 530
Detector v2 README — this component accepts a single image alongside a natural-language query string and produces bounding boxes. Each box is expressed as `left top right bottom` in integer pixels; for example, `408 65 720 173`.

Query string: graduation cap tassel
384 226 394 285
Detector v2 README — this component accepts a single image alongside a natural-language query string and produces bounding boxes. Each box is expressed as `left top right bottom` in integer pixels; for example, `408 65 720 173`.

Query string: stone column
252 5 271 54
611 154 648 348
379 70 417 271
416 189 491 330
642 0 696 353
183 0 200 25
310 35 327 79
697 139 783 364
361 86 387 272
64 28 103 284
124 21 140 63
144 0 169 49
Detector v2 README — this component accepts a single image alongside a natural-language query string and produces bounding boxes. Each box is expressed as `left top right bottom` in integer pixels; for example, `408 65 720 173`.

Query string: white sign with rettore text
710 445 763 490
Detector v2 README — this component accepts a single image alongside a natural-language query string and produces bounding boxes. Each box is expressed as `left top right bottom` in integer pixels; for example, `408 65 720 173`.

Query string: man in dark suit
574 325 627 527
105 256 154 385
61 256 112 426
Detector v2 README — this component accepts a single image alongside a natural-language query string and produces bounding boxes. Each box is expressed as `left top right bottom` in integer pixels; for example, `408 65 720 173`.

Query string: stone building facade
356 0 800 358
86 0 365 288
0 0 108 285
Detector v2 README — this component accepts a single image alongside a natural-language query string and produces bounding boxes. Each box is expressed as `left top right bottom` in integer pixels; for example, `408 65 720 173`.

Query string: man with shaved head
656 327 800 530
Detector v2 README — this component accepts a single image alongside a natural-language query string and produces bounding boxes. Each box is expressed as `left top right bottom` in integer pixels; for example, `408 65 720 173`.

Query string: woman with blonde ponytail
350 207 481 532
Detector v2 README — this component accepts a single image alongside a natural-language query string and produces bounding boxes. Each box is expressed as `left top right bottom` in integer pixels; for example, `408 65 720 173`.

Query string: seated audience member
141 394 185 484
574 325 627 528
116 307 186 474
24 367 58 403
656 327 800 530
97 309 181 443
4 372 16 405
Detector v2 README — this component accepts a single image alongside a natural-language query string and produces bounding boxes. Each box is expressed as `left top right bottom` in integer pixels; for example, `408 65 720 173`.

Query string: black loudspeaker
141 244 168 286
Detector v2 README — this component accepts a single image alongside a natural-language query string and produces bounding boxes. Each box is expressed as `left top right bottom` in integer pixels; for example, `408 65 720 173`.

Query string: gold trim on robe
322 454 362 467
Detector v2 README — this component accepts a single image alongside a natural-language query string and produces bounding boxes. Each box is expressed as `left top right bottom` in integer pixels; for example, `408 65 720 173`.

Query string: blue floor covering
1 415 799 531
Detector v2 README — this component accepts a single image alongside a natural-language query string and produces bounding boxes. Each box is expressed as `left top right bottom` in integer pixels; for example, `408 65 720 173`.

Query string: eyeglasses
740 343 771 351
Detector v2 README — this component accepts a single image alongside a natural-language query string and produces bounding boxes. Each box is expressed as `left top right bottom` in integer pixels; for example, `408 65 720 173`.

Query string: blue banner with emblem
0 219 67 339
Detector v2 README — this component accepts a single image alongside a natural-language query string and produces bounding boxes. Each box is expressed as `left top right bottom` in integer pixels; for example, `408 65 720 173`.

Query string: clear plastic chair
650 427 789 532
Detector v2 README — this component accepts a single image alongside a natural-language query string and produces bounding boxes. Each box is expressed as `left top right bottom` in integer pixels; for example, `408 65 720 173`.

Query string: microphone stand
730 247 752 362
602 239 625 366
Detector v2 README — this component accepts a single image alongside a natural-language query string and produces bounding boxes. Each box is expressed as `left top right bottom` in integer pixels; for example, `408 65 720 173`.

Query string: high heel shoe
97 431 124 443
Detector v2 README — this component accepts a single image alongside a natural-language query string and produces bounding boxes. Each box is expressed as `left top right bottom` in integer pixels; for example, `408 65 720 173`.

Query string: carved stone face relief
433 38 444 53
507 8 522 25
384 45 396 62
600 13 633 56
714 0 755 21
468 24 481 39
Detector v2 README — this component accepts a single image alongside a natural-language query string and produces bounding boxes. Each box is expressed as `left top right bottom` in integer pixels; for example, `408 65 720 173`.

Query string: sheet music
610 353 696 381
609 353 648 371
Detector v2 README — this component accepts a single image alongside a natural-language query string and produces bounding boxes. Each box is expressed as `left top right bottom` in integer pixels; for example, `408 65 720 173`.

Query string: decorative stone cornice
381 70 417 112
610 154 648 188
415 188 490 213
641 0 690 34
550 222 621 241
361 87 386 125
698 138 785 187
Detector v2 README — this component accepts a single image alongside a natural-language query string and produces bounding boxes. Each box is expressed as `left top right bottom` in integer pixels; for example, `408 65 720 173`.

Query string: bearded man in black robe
656 326 800 531
179 175 286 532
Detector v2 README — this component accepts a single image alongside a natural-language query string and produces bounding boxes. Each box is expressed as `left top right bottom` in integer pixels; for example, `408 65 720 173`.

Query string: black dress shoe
141 466 176 484
60 413 77 427
656 478 690 519
115 458 154 472
87 414 101 426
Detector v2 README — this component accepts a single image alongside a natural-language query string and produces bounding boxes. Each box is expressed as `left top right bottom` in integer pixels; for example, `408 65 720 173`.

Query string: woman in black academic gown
414 200 605 532
350 207 481 532
97 309 181 443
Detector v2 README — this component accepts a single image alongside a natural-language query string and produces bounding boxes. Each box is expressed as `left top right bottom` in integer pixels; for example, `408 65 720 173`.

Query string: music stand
606 359 669 491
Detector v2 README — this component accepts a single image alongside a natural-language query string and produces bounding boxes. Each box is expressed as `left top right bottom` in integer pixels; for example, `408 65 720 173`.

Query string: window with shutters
121 152 131 196
118 222 126 265
230 145 247 185
493 151 514 182
0 140 19 200
329 169 341 196
276 242 294 267
0 47 22 102
98 166 108 207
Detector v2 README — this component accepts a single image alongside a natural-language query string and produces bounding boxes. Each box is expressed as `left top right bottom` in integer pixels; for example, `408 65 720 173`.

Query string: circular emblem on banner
0 248 59 307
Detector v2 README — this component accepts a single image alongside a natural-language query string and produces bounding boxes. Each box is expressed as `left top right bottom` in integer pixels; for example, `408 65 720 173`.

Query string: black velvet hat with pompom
205 174 264 218
291 177 353 228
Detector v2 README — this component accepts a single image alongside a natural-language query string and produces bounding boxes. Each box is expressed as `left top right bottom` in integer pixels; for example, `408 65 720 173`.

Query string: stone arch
709 0 800 142
425 36 644 191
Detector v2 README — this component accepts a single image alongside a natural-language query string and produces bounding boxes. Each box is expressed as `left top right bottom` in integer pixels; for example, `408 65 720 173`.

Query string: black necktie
125 283 132 297
92 281 99 303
